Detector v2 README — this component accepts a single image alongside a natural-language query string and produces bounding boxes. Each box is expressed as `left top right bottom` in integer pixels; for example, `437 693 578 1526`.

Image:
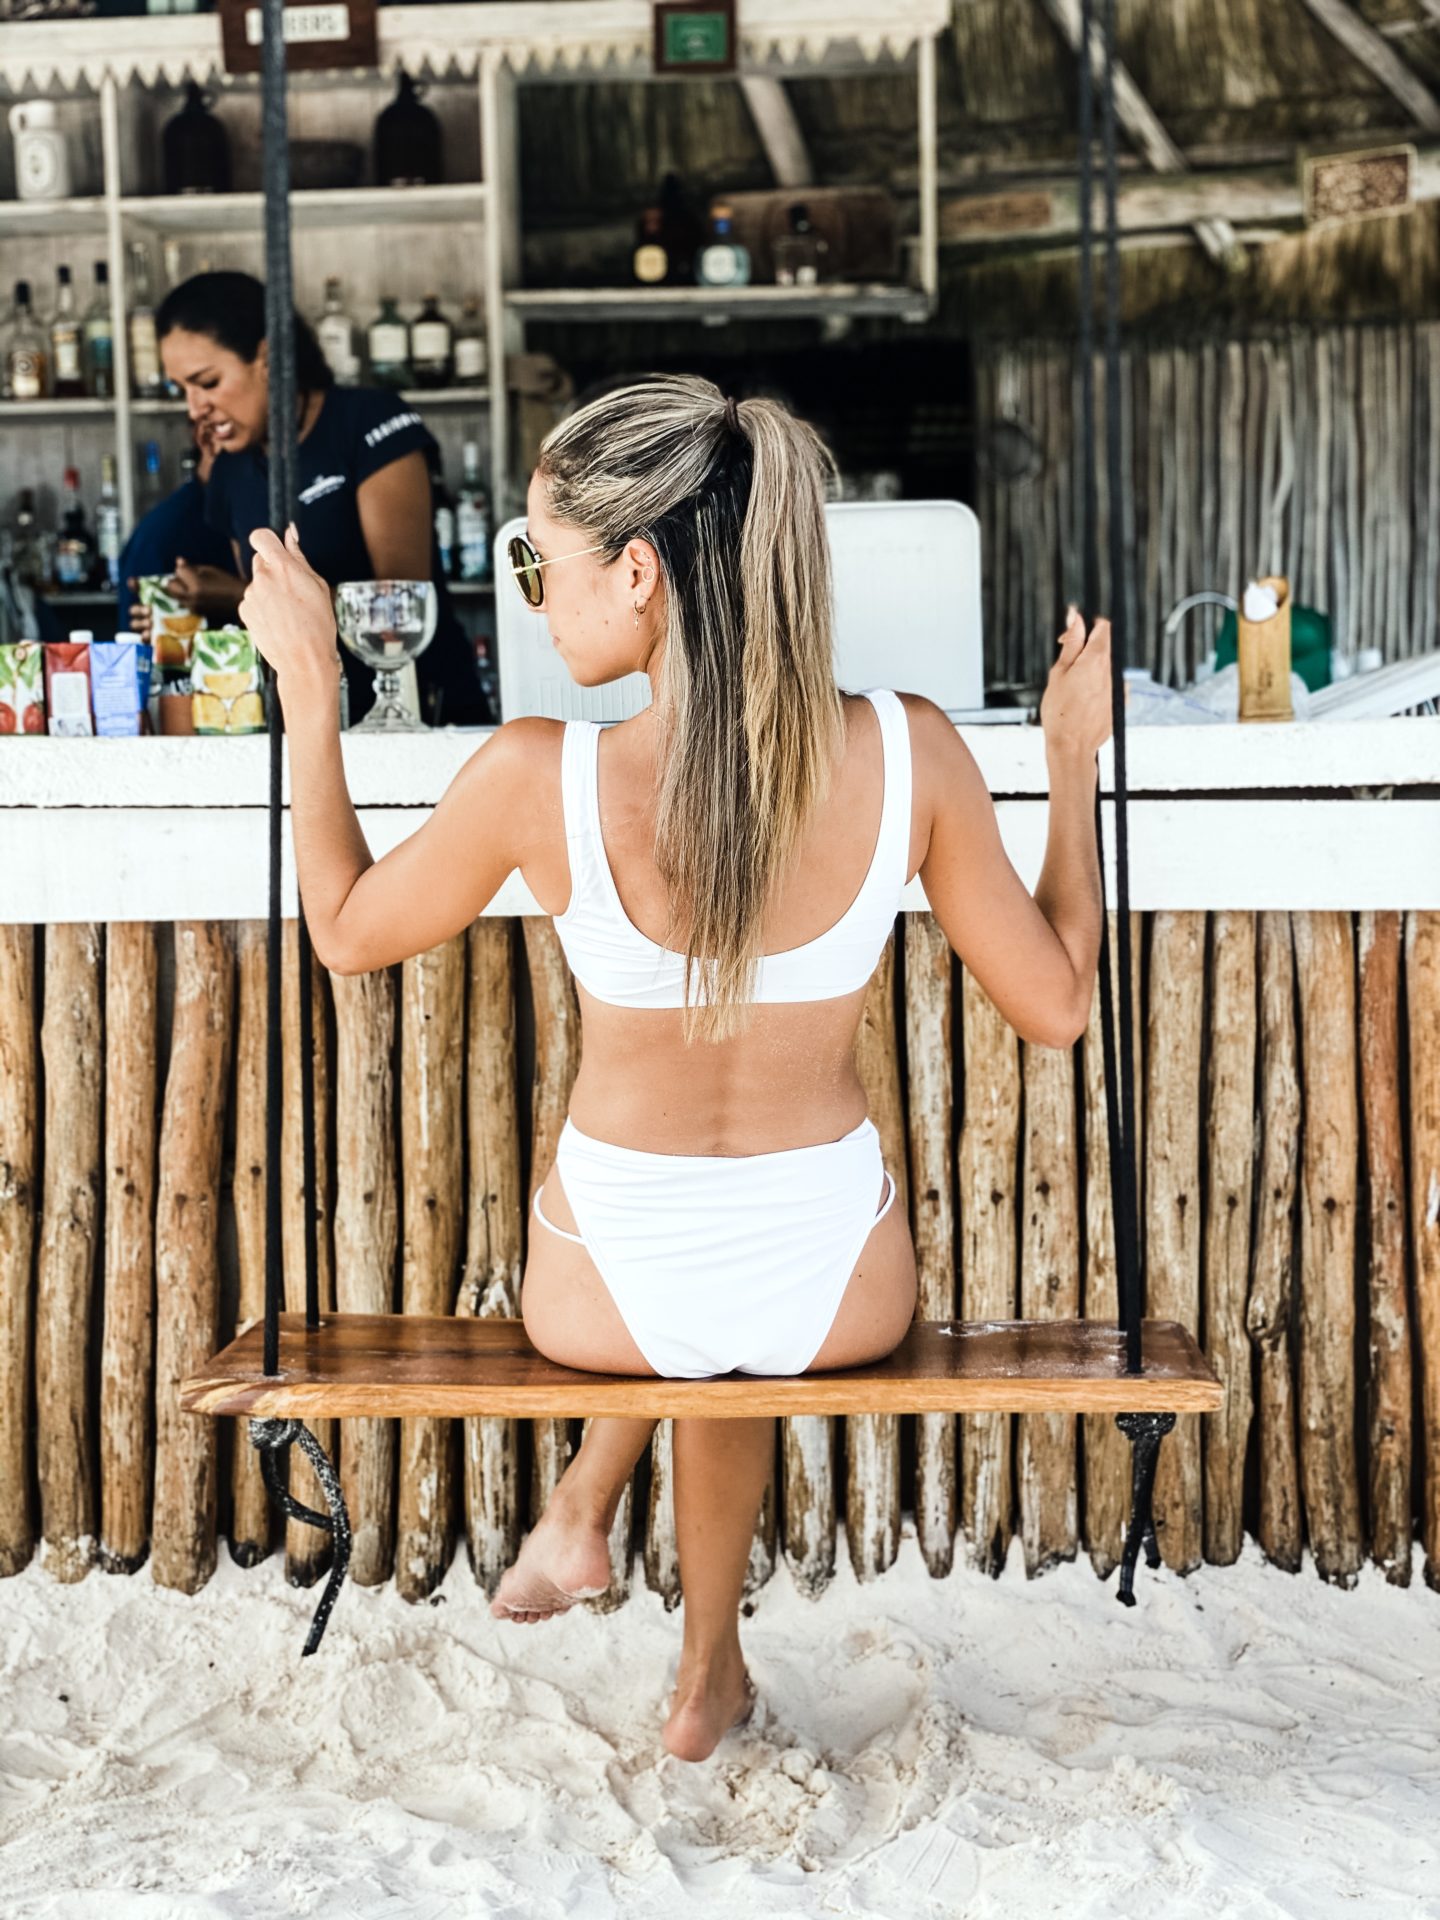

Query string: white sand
2 1524 1437 1919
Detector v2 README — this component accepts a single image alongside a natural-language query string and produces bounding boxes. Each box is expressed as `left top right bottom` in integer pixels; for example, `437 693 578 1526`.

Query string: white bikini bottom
531 1114 897 1379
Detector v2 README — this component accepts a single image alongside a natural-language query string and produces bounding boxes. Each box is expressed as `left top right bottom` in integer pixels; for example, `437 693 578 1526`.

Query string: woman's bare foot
490 1490 612 1622
662 1648 757 1762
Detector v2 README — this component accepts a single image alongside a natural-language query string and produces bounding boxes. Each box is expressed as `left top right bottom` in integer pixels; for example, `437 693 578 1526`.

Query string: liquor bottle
430 450 456 579
7 489 46 591
128 244 166 399
657 172 704 287
138 439 166 512
366 296 411 390
374 69 443 188
773 202 826 287
162 81 231 196
83 261 114 399
4 282 49 401
54 467 96 589
409 293 453 388
695 202 752 288
632 206 668 286
96 455 123 588
453 295 487 386
456 440 490 582
50 265 85 399
316 277 362 386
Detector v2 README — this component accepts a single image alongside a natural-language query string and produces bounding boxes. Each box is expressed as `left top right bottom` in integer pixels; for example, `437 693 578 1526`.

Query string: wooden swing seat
180 1313 1222 1421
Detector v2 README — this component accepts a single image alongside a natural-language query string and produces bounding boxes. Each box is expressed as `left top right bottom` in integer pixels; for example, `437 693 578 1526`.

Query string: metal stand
1113 1411 1176 1605
249 1416 353 1655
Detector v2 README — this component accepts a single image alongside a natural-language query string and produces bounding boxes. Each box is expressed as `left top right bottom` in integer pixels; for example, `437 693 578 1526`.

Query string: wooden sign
653 0 736 74
219 0 378 76
1302 145 1414 227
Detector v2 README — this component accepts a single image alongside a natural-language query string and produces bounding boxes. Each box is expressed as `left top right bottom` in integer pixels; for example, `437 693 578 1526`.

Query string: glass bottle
96 455 122 588
366 295 411 390
409 293 453 388
50 265 85 399
429 448 456 579
83 261 114 399
657 172 703 287
128 244 166 399
4 282 49 401
773 202 826 287
453 295 487 386
162 80 231 196
8 488 46 591
138 439 166 512
374 69 443 188
632 206 668 286
316 276 362 386
695 202 752 288
54 466 96 589
456 440 490 582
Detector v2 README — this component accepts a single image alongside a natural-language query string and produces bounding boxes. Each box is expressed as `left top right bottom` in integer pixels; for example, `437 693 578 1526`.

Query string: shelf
0 398 119 422
448 580 496 597
44 590 116 609
0 197 109 237
504 282 932 323
397 388 491 407
119 184 487 233
1 391 485 422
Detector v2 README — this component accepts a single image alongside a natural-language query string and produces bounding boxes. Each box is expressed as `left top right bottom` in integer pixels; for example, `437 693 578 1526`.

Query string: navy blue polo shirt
205 385 492 726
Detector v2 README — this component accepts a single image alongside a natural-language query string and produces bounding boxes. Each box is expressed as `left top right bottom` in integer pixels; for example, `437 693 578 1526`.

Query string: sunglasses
507 533 610 610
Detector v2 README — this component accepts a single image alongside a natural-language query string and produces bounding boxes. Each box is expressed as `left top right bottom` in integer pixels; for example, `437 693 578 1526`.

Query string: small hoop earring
633 599 645 630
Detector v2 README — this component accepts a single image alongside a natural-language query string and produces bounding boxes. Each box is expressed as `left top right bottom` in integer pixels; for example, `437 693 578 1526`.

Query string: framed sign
653 0 736 75
1302 144 1415 227
219 0 378 76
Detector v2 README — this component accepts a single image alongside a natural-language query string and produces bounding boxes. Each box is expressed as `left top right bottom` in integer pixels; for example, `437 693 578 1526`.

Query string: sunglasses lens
509 537 544 608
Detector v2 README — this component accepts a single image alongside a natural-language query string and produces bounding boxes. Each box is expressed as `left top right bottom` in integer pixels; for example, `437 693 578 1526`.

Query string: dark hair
156 270 333 393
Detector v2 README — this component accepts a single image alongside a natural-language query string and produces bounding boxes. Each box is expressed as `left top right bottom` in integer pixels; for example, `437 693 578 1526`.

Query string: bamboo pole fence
1 907 1437 1607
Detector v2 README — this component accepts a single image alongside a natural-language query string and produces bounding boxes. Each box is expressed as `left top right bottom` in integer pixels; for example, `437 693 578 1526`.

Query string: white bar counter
3 716 1436 923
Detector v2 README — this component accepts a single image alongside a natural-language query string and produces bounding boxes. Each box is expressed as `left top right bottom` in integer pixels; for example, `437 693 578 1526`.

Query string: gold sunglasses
507 533 609 609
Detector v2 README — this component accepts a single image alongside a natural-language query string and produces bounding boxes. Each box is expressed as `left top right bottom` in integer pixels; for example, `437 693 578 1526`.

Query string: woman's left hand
238 524 341 698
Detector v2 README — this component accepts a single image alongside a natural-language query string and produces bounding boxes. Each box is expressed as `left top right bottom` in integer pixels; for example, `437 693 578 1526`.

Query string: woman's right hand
1039 606 1113 760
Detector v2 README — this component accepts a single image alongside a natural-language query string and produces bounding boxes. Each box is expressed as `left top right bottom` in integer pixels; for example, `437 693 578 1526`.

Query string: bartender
151 269 492 727
119 419 236 632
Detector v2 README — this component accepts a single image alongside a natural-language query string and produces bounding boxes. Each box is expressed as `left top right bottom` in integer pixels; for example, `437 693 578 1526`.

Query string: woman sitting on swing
238 373 1112 1762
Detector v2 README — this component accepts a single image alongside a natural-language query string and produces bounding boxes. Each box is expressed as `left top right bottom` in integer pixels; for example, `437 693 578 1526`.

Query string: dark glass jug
163 82 232 197
374 70 444 188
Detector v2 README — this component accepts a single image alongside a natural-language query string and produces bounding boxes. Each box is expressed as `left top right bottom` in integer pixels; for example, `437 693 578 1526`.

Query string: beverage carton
137 574 204 671
44 636 94 736
191 626 265 734
0 641 47 735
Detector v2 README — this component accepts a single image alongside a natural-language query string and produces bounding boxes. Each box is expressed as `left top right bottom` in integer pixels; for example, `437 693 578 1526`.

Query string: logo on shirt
363 411 423 450
299 473 347 506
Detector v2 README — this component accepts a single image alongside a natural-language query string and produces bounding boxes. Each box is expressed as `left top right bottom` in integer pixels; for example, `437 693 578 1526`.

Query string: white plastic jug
10 102 71 202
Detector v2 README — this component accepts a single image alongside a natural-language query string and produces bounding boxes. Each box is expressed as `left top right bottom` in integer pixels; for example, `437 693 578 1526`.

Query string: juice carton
137 574 204 671
191 626 265 734
0 642 47 735
91 638 147 737
44 635 95 737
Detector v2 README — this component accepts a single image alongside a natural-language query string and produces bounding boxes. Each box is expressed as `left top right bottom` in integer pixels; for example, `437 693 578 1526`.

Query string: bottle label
130 315 160 388
55 544 88 586
54 331 82 381
411 321 450 363
454 335 487 380
434 504 455 574
369 322 408 363
318 318 353 377
10 350 43 400
87 328 113 372
457 502 489 580
699 244 743 286
634 244 667 285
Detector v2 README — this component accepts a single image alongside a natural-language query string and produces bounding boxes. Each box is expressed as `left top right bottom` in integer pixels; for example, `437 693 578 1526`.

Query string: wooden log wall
976 323 1440 690
2 907 1437 1605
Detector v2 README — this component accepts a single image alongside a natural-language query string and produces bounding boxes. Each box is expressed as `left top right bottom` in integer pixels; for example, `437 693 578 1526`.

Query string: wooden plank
180 1314 1222 1420
0 926 38 1577
1202 911 1258 1567
228 923 271 1566
1292 910 1364 1587
36 923 102 1584
1017 1033 1079 1577
332 963 400 1588
958 969 1020 1574
152 922 233 1594
1406 910 1440 1592
904 911 957 1577
459 919 525 1600
1359 909 1412 1584
99 922 158 1577
845 935 906 1582
782 1415 836 1597
1145 911 1206 1574
395 937 466 1603
1294 0 1440 133
644 1419 681 1609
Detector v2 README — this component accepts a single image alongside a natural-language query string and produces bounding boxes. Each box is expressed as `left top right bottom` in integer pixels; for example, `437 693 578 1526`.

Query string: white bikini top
552 686 913 1009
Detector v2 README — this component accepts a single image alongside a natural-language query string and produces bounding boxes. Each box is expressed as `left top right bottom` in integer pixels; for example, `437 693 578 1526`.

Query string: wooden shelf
505 282 932 323
0 197 108 237
448 579 496 597
119 184 487 233
0 398 118 422
397 387 490 407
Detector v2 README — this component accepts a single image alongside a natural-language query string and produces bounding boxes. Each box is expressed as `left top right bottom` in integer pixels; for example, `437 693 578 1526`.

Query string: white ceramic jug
10 102 72 202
